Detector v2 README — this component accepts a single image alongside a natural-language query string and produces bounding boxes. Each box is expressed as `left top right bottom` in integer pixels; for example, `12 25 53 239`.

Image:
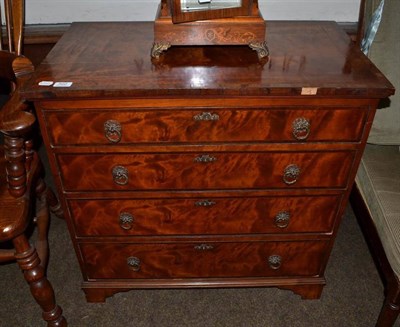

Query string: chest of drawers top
21 21 394 101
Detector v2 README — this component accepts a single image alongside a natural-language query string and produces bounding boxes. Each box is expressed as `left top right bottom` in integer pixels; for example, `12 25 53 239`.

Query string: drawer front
58 151 354 191
80 241 328 279
69 195 340 236
45 108 366 145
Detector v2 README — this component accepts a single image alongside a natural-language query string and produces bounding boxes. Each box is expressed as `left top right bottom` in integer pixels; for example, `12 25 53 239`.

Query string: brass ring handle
195 199 216 207
268 255 282 270
193 112 220 121
283 164 301 185
194 154 217 163
274 211 291 228
194 244 214 251
112 166 129 186
127 256 141 272
292 117 310 140
119 212 134 230
104 120 122 143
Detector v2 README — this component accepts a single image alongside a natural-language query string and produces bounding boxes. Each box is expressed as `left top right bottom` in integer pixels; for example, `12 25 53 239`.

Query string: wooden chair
0 1 67 326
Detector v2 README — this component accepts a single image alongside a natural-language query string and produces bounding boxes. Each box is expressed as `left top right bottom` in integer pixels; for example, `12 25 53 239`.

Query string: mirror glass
181 0 242 12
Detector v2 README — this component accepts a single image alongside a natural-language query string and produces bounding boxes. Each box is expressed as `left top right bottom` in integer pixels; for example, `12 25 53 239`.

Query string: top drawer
43 107 367 145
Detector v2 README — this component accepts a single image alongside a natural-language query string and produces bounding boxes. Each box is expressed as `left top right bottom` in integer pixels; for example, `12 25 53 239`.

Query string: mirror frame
170 0 253 23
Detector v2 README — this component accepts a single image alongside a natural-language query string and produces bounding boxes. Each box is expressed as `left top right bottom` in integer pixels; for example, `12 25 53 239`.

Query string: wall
23 0 361 24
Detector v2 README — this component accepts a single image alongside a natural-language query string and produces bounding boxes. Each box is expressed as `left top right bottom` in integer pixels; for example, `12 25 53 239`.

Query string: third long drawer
69 194 341 236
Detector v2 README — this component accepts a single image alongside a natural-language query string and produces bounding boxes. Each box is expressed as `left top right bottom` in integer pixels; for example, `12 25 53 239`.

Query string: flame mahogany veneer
21 21 394 303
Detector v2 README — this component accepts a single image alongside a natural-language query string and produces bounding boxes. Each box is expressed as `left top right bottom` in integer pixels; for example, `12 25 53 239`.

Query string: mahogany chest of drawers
21 21 394 302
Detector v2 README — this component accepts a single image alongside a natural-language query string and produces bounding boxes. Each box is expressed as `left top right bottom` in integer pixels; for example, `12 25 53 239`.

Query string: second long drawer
58 151 355 191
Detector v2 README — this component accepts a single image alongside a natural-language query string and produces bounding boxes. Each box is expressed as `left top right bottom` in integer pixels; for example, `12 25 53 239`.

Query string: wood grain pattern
23 21 394 302
58 151 354 191
69 195 341 236
80 240 328 279
20 22 394 100
45 107 367 145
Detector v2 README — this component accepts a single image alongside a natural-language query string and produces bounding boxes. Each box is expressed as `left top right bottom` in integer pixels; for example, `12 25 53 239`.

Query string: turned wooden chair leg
34 180 50 270
45 185 64 219
34 178 64 268
36 157 63 219
377 283 400 327
13 234 67 327
34 179 50 269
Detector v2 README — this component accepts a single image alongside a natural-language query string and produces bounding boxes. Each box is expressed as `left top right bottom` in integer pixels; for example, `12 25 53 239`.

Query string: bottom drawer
80 241 328 279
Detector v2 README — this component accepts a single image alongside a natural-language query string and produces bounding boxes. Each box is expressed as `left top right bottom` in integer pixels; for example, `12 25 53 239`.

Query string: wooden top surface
21 21 394 100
